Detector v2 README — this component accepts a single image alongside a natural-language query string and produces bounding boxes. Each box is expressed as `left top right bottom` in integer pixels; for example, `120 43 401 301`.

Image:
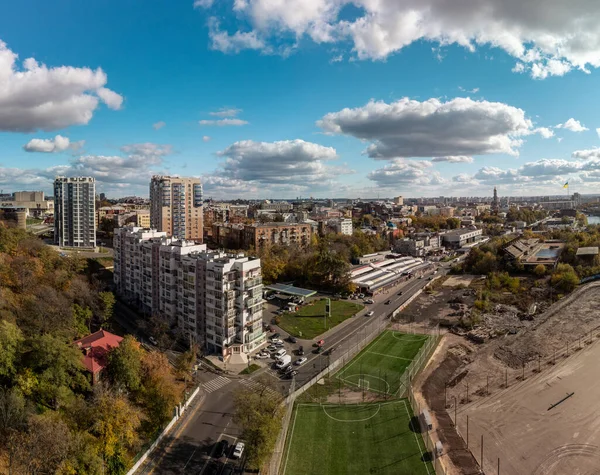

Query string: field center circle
322 404 381 422
341 374 392 394
392 332 428 342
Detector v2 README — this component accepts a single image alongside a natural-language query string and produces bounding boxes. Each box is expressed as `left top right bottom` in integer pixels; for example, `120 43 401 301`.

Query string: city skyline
3 2 600 199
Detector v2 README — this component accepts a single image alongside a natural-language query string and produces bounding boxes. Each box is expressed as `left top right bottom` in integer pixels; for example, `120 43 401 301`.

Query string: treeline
409 215 461 231
0 225 185 474
505 208 547 225
257 232 389 292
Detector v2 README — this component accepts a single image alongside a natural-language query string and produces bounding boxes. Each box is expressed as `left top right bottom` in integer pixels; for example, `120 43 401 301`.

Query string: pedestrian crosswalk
202 376 231 393
239 378 281 399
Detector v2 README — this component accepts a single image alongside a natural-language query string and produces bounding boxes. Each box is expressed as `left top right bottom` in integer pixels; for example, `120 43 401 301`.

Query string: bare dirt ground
457 339 600 474
406 281 600 474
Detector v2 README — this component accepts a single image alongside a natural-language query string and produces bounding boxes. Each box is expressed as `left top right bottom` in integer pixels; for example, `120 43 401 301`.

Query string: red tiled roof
73 330 123 374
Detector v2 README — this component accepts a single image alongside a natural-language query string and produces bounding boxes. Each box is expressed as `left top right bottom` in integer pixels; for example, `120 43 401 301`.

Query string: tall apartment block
113 227 265 357
54 176 96 248
149 175 203 241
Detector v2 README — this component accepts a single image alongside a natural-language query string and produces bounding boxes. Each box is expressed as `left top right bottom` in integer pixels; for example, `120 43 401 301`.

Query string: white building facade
114 227 266 356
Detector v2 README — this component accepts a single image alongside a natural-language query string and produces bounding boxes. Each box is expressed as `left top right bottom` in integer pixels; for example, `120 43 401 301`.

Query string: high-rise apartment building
54 176 96 248
149 175 203 241
113 227 265 356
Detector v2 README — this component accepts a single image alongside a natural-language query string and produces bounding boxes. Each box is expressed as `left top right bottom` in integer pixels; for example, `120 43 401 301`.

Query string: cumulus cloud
153 121 166 130
458 87 479 93
368 159 445 187
199 118 248 126
318 97 535 159
572 148 600 160
534 127 554 139
208 19 265 53
202 135 212 142
209 107 242 118
193 0 213 7
213 139 345 187
596 128 600 138
198 0 600 77
432 156 474 163
23 135 84 153
0 40 122 132
555 118 588 132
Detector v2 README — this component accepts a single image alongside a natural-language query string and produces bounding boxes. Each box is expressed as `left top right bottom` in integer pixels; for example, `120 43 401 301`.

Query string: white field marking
402 400 432 475
366 350 415 361
322 404 381 422
336 330 388 380
358 378 369 392
391 332 428 342
282 406 299 475
340 374 392 395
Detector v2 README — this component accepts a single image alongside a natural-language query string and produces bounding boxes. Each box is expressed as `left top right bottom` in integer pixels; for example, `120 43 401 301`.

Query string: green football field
336 331 429 395
282 401 434 475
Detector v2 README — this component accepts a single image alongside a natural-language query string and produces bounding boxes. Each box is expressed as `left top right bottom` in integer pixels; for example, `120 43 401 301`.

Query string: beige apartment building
113 227 265 357
149 175 203 242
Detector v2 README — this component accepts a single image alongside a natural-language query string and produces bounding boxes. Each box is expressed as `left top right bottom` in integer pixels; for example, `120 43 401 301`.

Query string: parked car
270 333 281 340
364 299 374 304
385 300 391 305
297 346 304 355
254 353 269 359
270 338 283 344
274 342 285 348
295 357 307 365
288 336 297 344
314 346 323 354
232 442 245 459
366 311 374 317
266 345 278 352
284 370 299 379
263 324 272 332
317 339 325 347
214 440 229 458
358 293 365 299
397 291 403 296
267 295 276 300
148 336 158 346
333 293 341 299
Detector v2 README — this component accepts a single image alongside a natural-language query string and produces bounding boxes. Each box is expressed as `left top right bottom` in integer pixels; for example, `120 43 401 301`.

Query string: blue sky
2 0 600 198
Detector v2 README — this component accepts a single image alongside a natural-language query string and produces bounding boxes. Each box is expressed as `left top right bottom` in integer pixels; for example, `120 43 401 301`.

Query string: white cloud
209 107 242 118
318 97 535 159
193 0 213 7
596 128 600 138
23 135 83 153
96 87 123 110
534 127 554 139
153 121 166 130
208 19 265 53
368 159 445 187
199 118 249 126
555 118 588 132
572 148 600 160
0 41 123 132
431 156 474 163
214 139 344 187
203 135 212 142
203 0 600 78
458 86 479 93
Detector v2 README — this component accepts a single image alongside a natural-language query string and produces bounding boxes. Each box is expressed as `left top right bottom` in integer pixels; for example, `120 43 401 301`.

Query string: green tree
233 376 284 470
551 263 579 294
28 334 90 408
174 344 197 384
0 386 27 437
98 291 116 328
73 304 93 338
0 320 23 380
105 335 143 393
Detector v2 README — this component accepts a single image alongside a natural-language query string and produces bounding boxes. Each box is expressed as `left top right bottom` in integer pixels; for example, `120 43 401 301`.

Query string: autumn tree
174 344 198 383
138 352 183 434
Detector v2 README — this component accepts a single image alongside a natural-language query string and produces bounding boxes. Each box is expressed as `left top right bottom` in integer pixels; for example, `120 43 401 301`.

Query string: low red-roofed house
73 330 123 384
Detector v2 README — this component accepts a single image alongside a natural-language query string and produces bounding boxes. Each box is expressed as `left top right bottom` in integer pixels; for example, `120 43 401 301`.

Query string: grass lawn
336 331 428 396
283 401 434 475
278 299 364 339
239 364 261 375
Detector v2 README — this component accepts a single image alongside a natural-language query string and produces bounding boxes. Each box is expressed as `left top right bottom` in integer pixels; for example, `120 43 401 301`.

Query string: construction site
408 279 600 475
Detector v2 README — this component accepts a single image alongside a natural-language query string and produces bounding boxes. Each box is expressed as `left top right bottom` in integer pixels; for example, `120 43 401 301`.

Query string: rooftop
577 247 599 256
73 330 123 374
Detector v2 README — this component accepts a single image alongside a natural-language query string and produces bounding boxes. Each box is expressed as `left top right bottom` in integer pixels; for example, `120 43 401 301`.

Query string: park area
282 401 434 475
336 330 429 396
278 299 363 339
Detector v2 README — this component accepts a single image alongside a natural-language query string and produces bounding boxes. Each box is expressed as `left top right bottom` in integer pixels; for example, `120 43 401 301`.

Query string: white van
274 349 287 360
276 355 292 369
